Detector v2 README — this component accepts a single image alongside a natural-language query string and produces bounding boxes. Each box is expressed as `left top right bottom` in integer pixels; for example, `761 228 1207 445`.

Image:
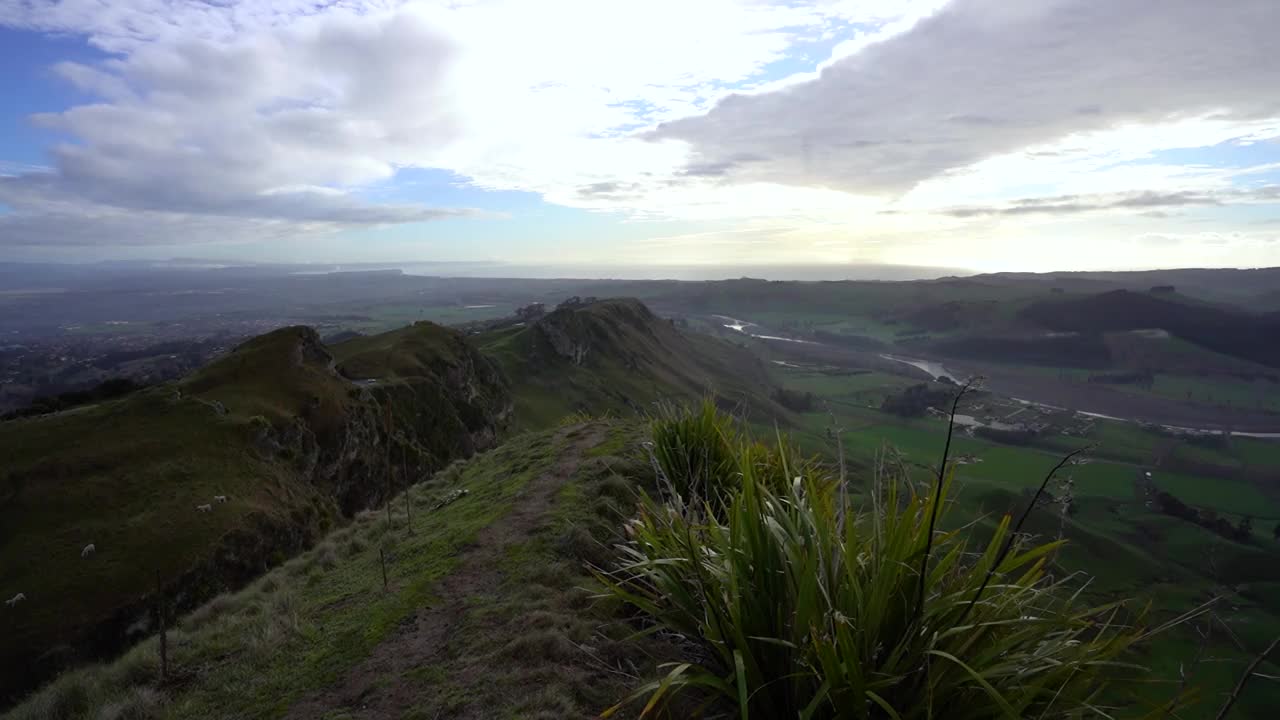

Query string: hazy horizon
10 256 1280 286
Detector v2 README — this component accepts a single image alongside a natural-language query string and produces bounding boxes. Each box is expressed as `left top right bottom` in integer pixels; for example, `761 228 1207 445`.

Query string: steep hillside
1020 290 1280 368
4 420 682 720
0 324 509 706
476 298 788 429
0 302 780 708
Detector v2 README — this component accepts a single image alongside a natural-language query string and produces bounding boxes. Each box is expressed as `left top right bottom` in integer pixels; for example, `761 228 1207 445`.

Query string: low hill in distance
1019 289 1280 369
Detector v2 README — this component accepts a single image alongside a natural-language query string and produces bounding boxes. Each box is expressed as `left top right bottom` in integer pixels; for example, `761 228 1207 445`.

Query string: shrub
648 400 740 502
601 407 1154 719
648 400 812 508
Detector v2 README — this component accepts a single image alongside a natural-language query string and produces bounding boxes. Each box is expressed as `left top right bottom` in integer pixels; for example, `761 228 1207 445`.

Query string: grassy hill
476 298 789 430
5 419 679 720
10 404 1278 719
0 324 509 706
1020 289 1280 369
15 293 1276 717
0 299 788 709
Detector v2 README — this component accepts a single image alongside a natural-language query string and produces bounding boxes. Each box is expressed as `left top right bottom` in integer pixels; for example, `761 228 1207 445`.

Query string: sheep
214 495 228 503
81 543 96 558
196 504 213 512
5 593 25 607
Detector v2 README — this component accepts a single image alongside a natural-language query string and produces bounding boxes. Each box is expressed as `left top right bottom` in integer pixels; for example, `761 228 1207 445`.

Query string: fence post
379 548 389 591
402 444 414 534
384 401 394 529
155 571 168 682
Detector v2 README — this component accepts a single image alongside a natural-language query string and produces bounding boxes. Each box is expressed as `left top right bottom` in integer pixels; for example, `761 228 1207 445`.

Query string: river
713 315 817 344
878 354 963 383
712 313 1280 440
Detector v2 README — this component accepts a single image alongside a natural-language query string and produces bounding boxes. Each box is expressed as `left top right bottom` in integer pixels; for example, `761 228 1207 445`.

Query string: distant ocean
386 262 970 282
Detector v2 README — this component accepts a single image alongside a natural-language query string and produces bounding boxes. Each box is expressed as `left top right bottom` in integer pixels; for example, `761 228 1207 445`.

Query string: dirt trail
282 423 606 720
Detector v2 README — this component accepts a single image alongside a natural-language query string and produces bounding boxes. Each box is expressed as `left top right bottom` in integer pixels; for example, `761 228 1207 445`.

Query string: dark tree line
1155 490 1255 544
880 384 953 418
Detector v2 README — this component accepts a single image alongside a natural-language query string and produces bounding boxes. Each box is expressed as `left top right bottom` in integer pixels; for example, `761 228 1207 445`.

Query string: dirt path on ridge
282 423 607 720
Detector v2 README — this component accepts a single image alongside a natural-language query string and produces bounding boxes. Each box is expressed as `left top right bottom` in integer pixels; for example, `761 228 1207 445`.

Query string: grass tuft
92 687 163 720
502 629 579 662
601 403 1164 719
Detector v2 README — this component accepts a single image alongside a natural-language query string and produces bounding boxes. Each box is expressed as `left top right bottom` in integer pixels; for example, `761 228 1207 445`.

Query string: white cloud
1 0 1278 267
2 0 920 246
651 0 1280 195
0 5 479 244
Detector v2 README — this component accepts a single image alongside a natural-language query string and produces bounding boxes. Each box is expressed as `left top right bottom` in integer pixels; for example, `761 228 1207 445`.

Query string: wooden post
402 443 413 533
155 571 168 682
384 401 394 529
379 548 389 591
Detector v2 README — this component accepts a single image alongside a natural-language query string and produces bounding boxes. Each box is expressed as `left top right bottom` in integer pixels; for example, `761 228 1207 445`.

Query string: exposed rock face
193 324 511 515
532 297 659 367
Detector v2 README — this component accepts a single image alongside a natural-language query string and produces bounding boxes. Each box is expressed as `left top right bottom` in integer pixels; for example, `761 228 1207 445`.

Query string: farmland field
768 362 1280 719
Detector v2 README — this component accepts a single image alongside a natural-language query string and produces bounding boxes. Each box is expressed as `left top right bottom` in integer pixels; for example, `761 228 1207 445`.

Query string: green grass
0 322 510 705
602 404 1162 719
1067 461 1142 499
0 387 329 701
1234 437 1280 469
5 425 597 719
1084 419 1168 464
765 372 1280 719
1151 470 1277 518
1137 374 1280 412
6 419 691 720
477 299 788 432
382 422 678 719
329 320 470 377
776 369 914 406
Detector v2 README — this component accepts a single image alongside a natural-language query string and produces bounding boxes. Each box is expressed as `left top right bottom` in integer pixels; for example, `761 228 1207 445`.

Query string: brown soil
282 423 609 720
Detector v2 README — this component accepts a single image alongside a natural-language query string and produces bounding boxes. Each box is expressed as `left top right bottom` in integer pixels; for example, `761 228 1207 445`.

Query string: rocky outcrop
532 297 660 367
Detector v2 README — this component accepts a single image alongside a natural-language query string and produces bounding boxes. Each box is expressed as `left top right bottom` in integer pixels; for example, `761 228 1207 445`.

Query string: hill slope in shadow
0 323 509 706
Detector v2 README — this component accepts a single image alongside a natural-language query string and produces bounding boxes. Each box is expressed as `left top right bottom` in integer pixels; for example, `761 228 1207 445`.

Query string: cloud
0 6 484 246
651 0 1280 195
932 186 1279 219
0 207 327 247
3 0 1279 265
938 190 1219 218
1133 233 1184 247
3 1 916 247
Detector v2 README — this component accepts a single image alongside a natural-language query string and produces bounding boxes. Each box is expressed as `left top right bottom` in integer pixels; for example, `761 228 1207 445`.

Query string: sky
1 0 1278 274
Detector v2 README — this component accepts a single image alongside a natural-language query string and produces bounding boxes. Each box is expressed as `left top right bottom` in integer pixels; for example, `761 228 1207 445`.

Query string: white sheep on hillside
5 593 25 607
214 495 228 503
196 504 213 512
81 543 96 558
